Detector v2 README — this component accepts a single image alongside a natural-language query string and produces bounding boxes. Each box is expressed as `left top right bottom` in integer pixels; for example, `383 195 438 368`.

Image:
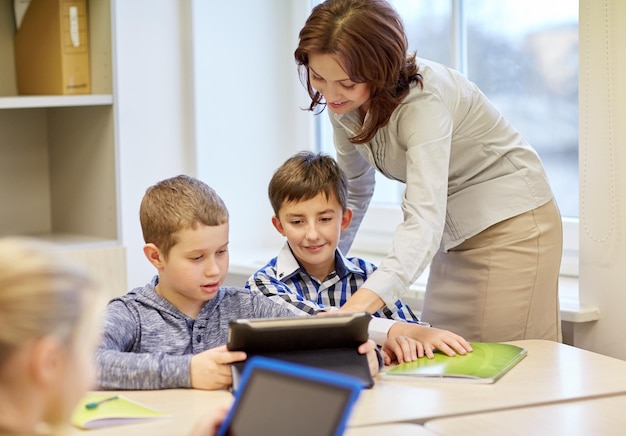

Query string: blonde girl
0 237 103 435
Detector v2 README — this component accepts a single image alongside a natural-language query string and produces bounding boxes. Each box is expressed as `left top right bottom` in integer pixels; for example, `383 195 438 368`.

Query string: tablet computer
217 356 363 436
227 312 374 389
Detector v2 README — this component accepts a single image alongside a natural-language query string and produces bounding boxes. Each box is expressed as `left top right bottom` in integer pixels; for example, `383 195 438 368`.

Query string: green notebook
382 342 527 384
71 393 169 429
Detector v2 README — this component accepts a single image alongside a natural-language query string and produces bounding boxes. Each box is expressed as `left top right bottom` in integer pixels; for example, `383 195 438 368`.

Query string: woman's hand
339 287 385 313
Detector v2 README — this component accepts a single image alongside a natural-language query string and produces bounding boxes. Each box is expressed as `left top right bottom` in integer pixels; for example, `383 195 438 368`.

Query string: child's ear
341 208 353 231
143 243 165 269
271 216 286 236
30 336 64 386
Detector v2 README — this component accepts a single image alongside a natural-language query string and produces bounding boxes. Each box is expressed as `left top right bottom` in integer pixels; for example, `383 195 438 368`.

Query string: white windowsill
229 249 599 325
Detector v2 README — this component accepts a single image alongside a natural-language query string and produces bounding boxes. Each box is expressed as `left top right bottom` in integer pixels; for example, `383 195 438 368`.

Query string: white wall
113 1 196 288
192 0 313 280
113 1 313 289
574 0 626 360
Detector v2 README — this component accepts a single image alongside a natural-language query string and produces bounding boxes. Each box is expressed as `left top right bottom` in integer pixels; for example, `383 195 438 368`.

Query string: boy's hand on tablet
358 339 381 376
190 345 246 390
189 405 229 436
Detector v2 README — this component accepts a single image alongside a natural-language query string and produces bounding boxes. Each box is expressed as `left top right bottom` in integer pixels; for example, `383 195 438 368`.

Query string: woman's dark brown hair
295 0 423 144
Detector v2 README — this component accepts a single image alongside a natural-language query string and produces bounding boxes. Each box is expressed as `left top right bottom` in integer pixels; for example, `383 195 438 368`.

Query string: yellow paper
71 393 169 430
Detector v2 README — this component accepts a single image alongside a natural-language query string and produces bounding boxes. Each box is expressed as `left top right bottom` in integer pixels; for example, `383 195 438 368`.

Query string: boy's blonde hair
268 151 348 216
140 175 229 258
0 237 99 368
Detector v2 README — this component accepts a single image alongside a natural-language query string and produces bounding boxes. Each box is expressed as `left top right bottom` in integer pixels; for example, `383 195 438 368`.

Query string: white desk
424 394 626 435
349 339 626 426
65 389 437 436
346 423 436 435
64 389 437 436
68 340 626 434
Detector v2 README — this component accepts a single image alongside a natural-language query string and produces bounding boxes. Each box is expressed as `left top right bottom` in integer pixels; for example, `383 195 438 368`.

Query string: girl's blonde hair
0 237 100 368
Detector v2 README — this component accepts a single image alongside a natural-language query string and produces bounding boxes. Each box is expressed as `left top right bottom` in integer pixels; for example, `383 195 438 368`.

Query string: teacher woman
294 0 562 342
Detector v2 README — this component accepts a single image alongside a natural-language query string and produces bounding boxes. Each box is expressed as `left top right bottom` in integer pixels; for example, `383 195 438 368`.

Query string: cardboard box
14 0 91 95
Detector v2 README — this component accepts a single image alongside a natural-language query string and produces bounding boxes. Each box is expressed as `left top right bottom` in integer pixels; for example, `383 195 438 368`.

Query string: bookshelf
0 0 126 299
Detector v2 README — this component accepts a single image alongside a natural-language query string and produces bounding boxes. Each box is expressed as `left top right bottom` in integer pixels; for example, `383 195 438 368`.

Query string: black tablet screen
224 367 353 436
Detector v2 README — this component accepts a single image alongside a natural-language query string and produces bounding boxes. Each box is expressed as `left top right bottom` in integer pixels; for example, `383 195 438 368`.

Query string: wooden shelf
19 233 119 248
0 94 113 109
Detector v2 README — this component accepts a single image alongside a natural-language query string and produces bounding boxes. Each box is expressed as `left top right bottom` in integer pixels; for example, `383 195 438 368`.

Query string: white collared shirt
332 57 554 307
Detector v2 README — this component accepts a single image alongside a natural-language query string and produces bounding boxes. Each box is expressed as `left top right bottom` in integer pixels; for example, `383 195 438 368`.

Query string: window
316 0 579 277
